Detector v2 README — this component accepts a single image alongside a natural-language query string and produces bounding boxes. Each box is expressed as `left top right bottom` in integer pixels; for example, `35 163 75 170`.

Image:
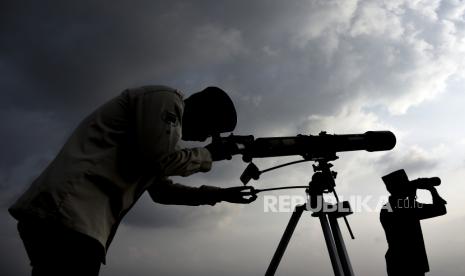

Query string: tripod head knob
309 171 336 194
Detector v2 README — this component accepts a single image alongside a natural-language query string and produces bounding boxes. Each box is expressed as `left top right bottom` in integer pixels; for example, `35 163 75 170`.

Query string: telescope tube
242 131 396 160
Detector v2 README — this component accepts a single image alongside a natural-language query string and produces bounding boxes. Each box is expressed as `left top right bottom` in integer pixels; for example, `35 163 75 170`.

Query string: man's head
382 169 416 198
182 87 237 141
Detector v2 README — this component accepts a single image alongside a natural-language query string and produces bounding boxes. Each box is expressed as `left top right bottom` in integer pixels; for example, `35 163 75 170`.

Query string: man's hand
429 186 448 205
221 186 257 204
205 140 238 161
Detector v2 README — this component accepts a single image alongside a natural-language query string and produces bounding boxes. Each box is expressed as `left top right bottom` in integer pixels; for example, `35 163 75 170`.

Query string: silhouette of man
380 169 447 276
9 85 256 276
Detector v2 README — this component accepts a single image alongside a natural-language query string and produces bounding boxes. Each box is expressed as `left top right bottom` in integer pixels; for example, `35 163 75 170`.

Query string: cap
184 86 237 135
382 169 414 195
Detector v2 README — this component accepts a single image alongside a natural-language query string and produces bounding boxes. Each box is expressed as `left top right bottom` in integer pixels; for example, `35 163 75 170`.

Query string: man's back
8 85 206 252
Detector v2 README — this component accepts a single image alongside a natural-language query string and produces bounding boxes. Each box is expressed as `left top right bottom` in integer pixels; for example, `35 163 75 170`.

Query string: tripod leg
319 215 345 276
265 204 306 276
329 217 354 276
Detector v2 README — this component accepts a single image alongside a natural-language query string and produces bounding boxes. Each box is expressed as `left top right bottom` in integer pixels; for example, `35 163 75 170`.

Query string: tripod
265 158 355 276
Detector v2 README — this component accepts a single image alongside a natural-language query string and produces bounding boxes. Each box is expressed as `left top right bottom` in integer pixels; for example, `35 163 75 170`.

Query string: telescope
213 130 397 276
215 131 396 162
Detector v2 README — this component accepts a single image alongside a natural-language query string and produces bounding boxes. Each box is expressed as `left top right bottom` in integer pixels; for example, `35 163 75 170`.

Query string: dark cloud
0 109 65 167
2 0 465 275
0 0 352 136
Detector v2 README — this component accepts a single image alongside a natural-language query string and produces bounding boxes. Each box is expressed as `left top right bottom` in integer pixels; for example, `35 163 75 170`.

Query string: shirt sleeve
415 202 447 220
387 200 447 220
147 178 223 206
132 88 212 176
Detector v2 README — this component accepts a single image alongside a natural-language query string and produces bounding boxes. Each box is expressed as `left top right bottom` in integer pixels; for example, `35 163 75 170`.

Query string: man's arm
147 178 222 206
416 187 447 220
147 178 256 206
158 148 212 176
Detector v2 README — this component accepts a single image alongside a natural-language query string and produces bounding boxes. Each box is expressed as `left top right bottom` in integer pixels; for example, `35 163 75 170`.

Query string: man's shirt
9 85 218 258
380 197 446 274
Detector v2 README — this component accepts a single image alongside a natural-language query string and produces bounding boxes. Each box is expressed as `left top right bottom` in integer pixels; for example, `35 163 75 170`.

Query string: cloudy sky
2 0 465 275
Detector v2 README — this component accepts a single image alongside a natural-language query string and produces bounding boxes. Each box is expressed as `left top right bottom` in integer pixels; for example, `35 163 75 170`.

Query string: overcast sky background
2 0 465 275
